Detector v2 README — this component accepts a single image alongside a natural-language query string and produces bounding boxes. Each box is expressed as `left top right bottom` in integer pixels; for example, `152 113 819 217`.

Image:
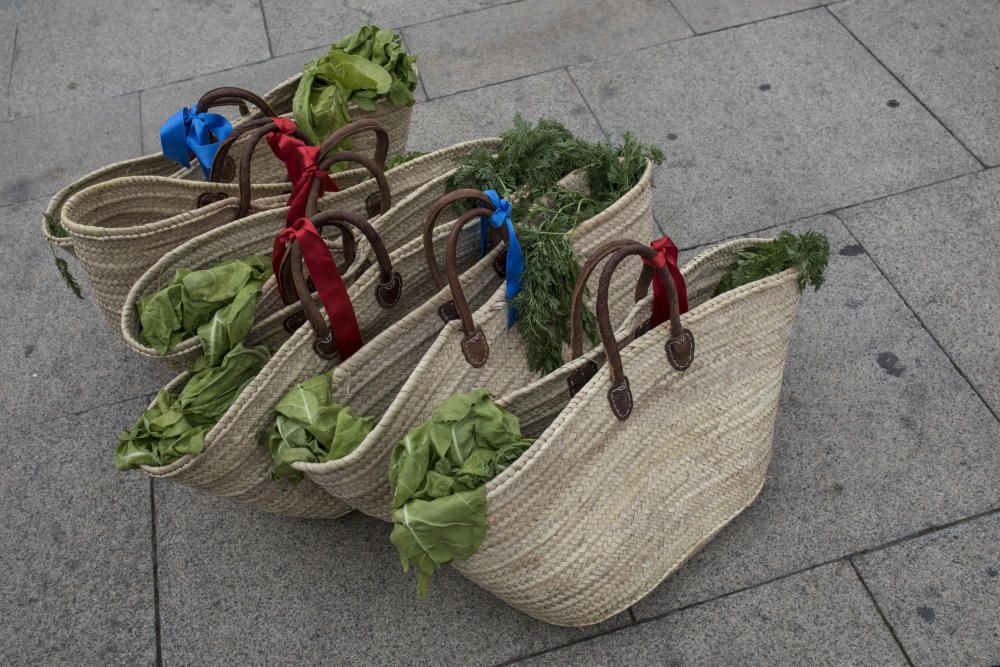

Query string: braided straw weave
136 219 491 517
41 76 301 252
445 238 803 626
41 72 415 252
296 161 656 518
120 139 499 371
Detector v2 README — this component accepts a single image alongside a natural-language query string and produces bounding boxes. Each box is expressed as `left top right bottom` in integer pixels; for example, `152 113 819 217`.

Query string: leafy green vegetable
448 116 664 374
388 389 532 596
137 255 271 364
261 373 375 484
115 343 270 470
714 231 830 296
292 25 418 146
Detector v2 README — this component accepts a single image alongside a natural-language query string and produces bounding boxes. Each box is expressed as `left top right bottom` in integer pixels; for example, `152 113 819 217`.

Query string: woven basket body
297 162 656 519
42 73 414 252
120 139 499 371
448 238 803 626
138 219 494 517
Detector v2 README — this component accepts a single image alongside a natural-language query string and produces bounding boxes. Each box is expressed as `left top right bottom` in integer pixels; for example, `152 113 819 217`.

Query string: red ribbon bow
642 235 689 327
274 217 362 360
266 117 339 225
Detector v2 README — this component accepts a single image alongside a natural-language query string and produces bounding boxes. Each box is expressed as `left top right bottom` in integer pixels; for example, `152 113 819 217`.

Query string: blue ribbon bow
479 190 524 328
159 106 233 180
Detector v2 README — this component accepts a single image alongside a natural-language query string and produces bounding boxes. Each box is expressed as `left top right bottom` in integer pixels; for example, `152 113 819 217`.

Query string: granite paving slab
0 397 156 666
837 167 1000 415
260 0 513 57
154 483 629 666
6 0 270 118
854 512 1000 667
405 69 605 151
671 0 824 33
403 0 691 98
832 0 1000 166
0 198 172 429
0 11 15 118
521 563 907 665
570 8 981 247
0 94 142 207
632 214 1000 617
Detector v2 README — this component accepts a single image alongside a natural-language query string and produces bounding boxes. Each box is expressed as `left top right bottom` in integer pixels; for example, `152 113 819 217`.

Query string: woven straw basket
42 75 413 253
61 119 397 333
134 202 497 517
294 162 656 519
445 237 803 626
120 139 499 372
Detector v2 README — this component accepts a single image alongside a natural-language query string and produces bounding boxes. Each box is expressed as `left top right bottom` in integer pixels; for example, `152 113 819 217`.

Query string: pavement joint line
825 7 989 171
627 607 638 624
258 0 274 60
418 63 568 103
150 479 164 667
847 557 915 666
493 502 1000 661
833 209 1000 424
665 0 697 35
394 0 529 32
6 23 18 119
564 66 611 142
398 28 432 103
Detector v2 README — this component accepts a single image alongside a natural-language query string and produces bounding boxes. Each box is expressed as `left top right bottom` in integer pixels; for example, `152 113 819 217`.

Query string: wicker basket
293 162 657 518
43 73 415 253
120 139 499 371
133 200 497 517
62 119 396 333
443 238 802 626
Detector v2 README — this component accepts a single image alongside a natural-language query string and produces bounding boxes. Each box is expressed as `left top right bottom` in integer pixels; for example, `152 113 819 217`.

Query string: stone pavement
1 0 998 664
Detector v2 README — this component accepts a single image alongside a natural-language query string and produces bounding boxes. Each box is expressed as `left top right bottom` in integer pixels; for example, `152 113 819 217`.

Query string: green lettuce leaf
389 487 487 597
261 373 375 484
115 343 269 471
292 25 418 145
387 390 532 595
137 255 272 360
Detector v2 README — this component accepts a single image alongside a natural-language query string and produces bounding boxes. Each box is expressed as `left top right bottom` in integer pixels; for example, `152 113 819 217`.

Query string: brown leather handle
422 189 496 290
281 209 402 356
195 87 275 117
229 120 314 218
571 242 694 420
443 206 511 368
315 118 390 171
303 151 392 219
569 240 655 360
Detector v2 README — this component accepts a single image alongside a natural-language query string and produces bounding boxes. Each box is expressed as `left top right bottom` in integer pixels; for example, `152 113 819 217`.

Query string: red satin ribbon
266 117 339 225
642 236 689 327
274 217 362 360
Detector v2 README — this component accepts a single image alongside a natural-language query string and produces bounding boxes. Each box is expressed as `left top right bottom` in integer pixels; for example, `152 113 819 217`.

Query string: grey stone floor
1 0 998 665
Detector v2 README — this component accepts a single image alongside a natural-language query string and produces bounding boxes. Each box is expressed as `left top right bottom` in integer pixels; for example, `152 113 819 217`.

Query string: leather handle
281 209 402 355
195 87 275 117
444 206 510 368
315 118 390 171
572 242 694 420
230 119 314 218
303 151 392 218
422 189 496 290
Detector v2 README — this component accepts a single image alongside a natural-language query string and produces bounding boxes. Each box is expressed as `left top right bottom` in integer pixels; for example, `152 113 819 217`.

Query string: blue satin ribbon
479 190 524 328
159 106 233 179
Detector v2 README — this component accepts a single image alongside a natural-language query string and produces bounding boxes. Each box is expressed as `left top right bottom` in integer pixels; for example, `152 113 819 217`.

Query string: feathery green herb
448 116 664 374
714 231 830 296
